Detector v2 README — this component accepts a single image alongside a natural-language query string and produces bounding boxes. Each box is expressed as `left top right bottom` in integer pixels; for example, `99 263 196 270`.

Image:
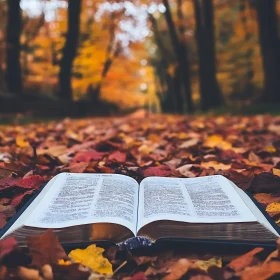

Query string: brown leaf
247 172 280 194
162 259 192 280
254 193 280 207
0 205 16 219
52 263 90 280
27 229 67 266
68 162 89 173
133 256 157 266
226 247 263 272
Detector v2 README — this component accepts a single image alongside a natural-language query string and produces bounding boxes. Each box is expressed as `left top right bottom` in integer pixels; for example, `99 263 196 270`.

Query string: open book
1 173 279 245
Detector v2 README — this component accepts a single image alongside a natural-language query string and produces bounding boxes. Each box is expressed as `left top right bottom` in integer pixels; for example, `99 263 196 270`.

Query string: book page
137 175 257 232
1 175 58 239
24 173 139 235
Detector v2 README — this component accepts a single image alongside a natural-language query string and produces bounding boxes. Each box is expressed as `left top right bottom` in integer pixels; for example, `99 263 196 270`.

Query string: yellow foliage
266 147 276 153
204 135 232 150
194 257 222 271
266 203 280 217
68 244 113 275
58 259 72 266
201 161 231 171
273 168 280 177
16 136 29 148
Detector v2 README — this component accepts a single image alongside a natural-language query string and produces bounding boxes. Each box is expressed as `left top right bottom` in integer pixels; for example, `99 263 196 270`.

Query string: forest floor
0 112 280 279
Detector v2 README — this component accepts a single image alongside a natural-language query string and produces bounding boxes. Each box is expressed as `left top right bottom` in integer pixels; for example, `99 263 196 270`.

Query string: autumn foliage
0 112 280 278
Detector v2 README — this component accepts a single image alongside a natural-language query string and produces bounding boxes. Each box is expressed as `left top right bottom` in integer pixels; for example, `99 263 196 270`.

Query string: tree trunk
255 0 280 103
162 0 194 113
149 14 176 113
193 0 224 110
6 0 22 96
58 0 81 100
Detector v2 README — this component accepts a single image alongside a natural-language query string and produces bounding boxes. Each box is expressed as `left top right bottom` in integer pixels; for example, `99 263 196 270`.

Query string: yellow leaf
266 202 280 217
16 136 29 147
266 146 276 153
201 161 231 170
273 168 280 177
204 135 232 150
177 132 188 140
58 259 72 266
68 244 113 275
147 134 161 142
194 257 222 271
138 143 156 154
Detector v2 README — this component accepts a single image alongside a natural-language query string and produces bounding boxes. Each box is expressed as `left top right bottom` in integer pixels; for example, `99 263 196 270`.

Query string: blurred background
0 0 280 118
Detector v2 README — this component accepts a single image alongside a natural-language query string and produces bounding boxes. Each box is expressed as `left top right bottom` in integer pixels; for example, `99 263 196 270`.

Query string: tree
6 0 22 96
193 0 224 110
255 0 280 103
88 11 122 101
58 0 81 101
149 13 177 113
162 0 194 113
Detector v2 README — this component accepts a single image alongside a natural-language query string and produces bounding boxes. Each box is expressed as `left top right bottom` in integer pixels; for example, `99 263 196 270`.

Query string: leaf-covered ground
1 112 280 279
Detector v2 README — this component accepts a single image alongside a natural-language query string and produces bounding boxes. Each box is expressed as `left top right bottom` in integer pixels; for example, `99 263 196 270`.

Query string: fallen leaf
273 168 280 177
16 136 29 148
162 258 191 280
68 162 89 173
254 193 280 207
15 175 45 190
176 164 199 177
0 237 17 261
68 244 113 275
72 150 105 163
247 172 280 193
143 165 171 177
266 202 280 217
10 189 34 208
240 261 280 280
27 229 67 266
108 151 127 163
226 247 263 272
52 263 90 280
194 257 222 271
179 139 199 149
204 135 232 150
201 161 231 171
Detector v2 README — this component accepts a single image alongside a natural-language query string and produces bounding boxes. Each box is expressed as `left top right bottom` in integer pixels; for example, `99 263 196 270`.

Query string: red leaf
10 190 34 208
143 165 171 177
0 214 7 228
0 237 17 261
108 151 127 163
0 178 20 191
15 175 45 190
131 272 148 280
72 150 105 163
